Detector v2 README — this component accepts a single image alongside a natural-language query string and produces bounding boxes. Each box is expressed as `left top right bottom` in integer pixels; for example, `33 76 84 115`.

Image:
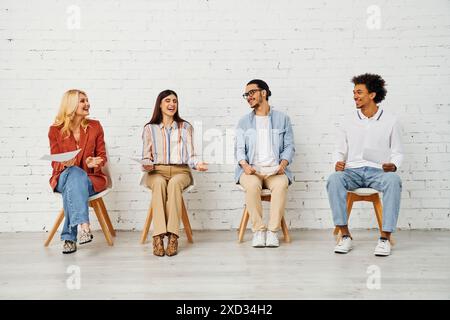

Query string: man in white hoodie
327 73 403 257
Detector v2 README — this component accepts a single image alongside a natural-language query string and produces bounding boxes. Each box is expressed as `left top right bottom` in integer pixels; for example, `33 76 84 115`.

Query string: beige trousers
239 173 289 232
145 165 192 237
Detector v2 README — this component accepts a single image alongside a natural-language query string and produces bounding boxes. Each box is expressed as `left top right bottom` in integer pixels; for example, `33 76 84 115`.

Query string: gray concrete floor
0 230 449 300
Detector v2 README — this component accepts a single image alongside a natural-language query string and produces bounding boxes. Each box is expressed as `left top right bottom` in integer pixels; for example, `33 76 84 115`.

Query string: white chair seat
349 188 379 196
88 188 112 201
237 184 271 196
53 187 112 202
183 184 195 193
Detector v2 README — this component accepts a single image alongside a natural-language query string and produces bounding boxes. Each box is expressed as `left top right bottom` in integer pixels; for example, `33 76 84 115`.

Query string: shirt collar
356 107 383 121
250 105 273 120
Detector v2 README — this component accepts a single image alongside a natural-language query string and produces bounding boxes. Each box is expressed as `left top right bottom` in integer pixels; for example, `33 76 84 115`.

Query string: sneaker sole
374 252 390 256
62 250 77 254
334 248 352 254
79 235 93 245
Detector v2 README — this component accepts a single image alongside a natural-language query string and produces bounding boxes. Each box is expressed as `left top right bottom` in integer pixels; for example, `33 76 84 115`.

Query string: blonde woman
48 89 107 254
142 90 208 257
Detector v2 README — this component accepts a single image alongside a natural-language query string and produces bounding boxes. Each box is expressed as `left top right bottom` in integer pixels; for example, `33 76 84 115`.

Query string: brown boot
152 234 165 256
166 233 179 256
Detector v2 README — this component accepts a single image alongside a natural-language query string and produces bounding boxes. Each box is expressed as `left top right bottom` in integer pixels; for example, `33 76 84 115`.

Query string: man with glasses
235 79 295 248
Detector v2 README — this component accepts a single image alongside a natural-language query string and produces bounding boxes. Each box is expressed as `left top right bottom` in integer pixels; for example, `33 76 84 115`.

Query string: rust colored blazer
48 119 108 193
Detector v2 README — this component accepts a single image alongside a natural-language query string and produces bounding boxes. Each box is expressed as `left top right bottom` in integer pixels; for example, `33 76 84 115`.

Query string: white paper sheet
253 165 280 177
40 149 81 162
362 148 391 165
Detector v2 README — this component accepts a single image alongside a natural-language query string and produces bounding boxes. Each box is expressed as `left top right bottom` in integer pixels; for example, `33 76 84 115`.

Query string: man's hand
196 162 208 171
382 163 397 172
335 161 346 171
240 161 256 175
86 157 104 168
277 159 289 175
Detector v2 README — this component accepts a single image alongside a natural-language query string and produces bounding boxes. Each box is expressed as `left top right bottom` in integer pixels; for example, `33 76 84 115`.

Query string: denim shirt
234 107 295 184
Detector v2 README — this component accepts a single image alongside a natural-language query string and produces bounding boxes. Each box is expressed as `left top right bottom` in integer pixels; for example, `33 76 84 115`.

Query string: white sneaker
374 238 391 256
265 231 279 247
252 230 266 248
334 235 353 254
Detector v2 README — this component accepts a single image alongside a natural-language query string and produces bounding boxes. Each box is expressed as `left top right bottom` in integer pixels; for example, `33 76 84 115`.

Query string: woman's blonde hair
53 89 89 137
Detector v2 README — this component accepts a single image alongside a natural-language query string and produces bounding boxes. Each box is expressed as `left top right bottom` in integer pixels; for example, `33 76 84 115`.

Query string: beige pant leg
264 174 289 232
166 167 192 236
146 172 168 236
239 174 265 232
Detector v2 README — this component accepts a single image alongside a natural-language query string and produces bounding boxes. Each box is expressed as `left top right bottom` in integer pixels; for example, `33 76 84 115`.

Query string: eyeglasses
242 89 262 99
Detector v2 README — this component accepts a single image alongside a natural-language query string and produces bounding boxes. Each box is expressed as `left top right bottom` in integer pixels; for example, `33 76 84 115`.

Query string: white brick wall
0 0 449 232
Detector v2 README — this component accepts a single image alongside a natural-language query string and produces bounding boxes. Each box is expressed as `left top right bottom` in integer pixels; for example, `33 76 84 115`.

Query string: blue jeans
326 166 402 233
55 166 96 242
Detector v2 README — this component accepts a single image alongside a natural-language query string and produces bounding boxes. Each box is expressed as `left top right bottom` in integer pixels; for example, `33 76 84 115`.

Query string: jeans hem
61 237 77 242
68 218 90 229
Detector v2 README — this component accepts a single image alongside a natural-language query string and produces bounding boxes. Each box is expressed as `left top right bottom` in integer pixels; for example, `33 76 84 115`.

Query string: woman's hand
143 165 155 172
196 162 208 171
86 156 104 168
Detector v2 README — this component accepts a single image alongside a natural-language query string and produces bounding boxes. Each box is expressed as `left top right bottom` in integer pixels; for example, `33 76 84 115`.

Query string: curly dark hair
351 73 387 103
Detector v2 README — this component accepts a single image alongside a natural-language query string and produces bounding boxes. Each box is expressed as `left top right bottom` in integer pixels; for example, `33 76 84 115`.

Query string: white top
254 115 278 167
333 107 404 169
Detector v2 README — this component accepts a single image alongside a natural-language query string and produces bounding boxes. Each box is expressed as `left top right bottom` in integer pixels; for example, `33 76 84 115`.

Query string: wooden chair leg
281 216 291 243
91 200 113 246
97 198 116 237
181 199 193 244
44 209 65 247
141 205 153 244
372 194 383 234
238 206 250 243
